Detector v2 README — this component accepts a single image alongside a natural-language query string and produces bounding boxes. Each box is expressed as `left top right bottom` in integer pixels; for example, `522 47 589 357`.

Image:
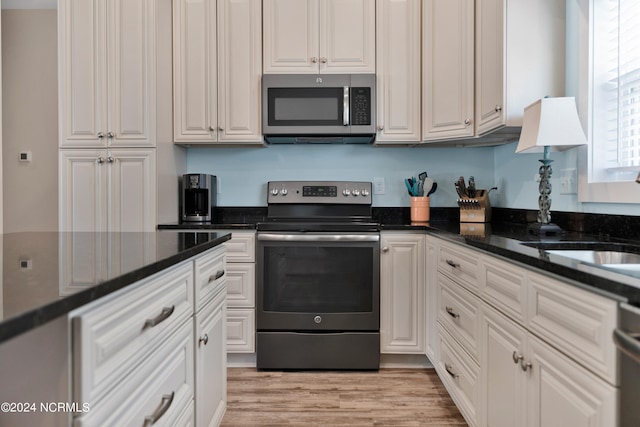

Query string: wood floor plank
221 368 468 426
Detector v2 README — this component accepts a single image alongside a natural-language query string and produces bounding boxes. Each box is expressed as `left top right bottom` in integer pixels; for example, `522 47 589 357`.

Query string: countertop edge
0 232 231 345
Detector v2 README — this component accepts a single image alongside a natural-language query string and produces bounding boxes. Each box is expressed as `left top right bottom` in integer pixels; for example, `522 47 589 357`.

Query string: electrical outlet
373 177 385 195
559 168 578 195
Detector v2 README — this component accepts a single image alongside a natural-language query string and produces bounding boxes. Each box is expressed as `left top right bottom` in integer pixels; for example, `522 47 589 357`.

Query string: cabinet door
58 0 107 148
380 233 425 354
475 0 505 134
59 150 107 232
423 0 474 141
173 0 217 143
106 0 156 147
106 149 156 232
263 0 319 73
217 0 263 143
527 335 617 427
195 290 227 427
375 0 421 143
320 0 375 73
479 304 528 427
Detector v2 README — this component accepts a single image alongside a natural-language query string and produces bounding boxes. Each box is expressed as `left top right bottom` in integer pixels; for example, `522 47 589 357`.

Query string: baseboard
226 353 434 369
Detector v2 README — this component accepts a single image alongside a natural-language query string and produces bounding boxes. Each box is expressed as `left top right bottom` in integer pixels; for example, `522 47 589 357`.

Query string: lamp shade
515 97 587 153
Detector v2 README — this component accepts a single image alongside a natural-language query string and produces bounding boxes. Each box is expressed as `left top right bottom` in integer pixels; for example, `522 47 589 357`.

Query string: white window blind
591 0 640 182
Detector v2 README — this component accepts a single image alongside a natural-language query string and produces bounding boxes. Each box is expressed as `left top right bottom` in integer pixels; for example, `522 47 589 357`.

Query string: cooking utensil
405 179 414 196
423 177 434 197
427 181 437 197
467 176 476 198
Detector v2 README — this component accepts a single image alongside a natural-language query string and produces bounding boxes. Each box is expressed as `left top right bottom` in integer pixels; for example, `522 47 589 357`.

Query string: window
590 0 640 182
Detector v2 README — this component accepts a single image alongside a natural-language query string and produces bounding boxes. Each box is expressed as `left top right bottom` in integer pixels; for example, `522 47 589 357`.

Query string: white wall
1 9 58 232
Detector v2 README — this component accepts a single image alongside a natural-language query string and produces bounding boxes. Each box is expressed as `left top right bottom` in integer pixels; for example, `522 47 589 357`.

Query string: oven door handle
257 233 379 242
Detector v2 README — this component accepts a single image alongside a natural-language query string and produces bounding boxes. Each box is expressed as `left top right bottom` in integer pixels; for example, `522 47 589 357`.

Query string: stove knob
361 189 370 196
271 188 279 196
352 189 360 196
280 188 288 196
342 189 351 196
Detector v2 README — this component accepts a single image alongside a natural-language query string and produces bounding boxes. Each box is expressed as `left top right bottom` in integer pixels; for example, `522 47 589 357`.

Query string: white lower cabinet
480 304 618 427
195 288 227 427
71 245 227 427
427 235 620 427
380 233 426 354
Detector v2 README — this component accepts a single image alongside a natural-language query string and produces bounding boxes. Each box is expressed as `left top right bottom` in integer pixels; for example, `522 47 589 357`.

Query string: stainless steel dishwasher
613 302 640 427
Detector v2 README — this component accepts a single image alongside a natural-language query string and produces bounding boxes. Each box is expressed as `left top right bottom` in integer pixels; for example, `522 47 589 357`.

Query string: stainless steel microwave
261 74 376 144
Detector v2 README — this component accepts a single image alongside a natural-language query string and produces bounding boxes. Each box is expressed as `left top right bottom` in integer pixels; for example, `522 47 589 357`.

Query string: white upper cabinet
475 0 565 135
173 0 262 144
263 0 375 74
375 0 421 143
422 0 474 141
59 0 156 148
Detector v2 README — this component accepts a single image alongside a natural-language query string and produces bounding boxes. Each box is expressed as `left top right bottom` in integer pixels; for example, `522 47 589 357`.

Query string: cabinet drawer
75 323 194 427
527 271 618 385
222 231 255 262
481 256 527 325
438 241 479 293
194 246 226 309
73 261 193 405
437 324 479 427
227 309 255 353
226 263 255 308
438 274 480 361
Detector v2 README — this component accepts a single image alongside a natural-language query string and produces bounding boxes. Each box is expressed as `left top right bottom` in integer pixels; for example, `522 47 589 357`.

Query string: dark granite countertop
0 231 231 344
158 206 640 305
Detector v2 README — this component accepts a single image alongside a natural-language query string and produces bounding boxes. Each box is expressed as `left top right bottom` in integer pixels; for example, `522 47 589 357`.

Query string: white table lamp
515 97 587 236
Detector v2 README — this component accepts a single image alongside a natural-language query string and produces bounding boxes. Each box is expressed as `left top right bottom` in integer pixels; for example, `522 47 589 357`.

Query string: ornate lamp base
527 222 563 237
529 146 564 237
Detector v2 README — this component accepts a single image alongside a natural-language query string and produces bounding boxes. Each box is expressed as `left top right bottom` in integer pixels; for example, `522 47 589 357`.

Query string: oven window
262 246 374 313
268 88 344 126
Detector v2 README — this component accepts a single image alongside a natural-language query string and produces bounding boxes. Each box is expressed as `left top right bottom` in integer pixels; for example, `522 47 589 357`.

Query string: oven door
256 232 380 332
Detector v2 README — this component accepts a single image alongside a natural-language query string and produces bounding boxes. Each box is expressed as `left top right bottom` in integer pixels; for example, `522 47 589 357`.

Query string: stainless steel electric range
256 181 380 370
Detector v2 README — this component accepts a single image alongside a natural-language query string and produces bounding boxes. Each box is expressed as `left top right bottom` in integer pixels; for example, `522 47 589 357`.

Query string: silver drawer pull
143 391 174 426
143 305 175 329
445 306 460 319
444 363 459 379
520 359 532 372
446 259 460 268
199 334 209 347
512 351 524 364
208 270 225 283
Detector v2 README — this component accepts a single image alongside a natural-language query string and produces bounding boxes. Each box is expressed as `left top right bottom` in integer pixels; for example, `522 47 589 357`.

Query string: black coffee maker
180 174 217 222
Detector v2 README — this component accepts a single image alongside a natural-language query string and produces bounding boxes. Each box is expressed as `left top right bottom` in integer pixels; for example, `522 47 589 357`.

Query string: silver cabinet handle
343 86 350 126
218 126 224 132
208 270 225 283
143 392 174 427
446 259 460 268
97 132 105 139
444 363 459 379
377 125 384 132
445 306 460 319
495 105 502 112
512 351 524 364
199 334 209 346
97 157 105 164
464 119 471 126
320 57 328 63
107 131 115 139
209 126 215 132
311 57 318 63
143 306 175 329
107 156 114 163
614 328 640 363
520 359 532 372
381 246 389 253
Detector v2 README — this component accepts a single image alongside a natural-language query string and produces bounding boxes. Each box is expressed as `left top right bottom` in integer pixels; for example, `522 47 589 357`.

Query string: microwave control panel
351 88 371 126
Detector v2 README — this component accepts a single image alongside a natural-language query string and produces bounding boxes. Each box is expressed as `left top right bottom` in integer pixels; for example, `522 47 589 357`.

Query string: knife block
458 189 492 223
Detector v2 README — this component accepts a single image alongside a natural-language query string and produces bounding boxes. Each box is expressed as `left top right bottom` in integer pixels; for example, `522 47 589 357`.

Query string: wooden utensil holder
458 189 492 223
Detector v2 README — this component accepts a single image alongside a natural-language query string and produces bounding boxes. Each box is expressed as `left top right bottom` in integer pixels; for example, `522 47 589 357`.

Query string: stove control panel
267 181 372 204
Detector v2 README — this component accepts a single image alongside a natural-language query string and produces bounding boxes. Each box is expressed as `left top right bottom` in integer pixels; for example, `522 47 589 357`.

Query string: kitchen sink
521 241 640 270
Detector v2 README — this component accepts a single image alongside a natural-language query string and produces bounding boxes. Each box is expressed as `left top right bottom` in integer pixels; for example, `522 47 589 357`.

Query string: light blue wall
187 144 496 207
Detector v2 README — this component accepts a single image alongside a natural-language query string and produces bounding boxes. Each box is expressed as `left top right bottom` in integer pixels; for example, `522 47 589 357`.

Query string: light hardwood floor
220 368 468 426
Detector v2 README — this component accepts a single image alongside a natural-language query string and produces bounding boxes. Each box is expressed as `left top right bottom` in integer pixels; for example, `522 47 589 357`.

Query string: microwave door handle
343 86 350 126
